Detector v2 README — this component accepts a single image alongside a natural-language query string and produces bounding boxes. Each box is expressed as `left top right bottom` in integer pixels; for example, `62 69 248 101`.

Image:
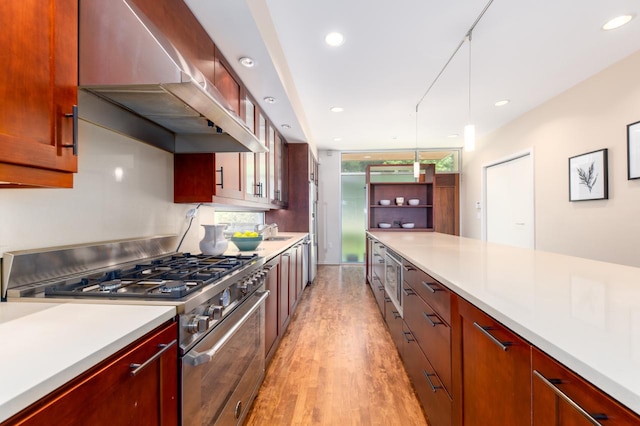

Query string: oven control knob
205 305 223 320
186 316 209 334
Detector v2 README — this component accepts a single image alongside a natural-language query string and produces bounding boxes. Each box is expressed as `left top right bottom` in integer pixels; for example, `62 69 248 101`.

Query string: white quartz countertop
369 231 640 415
224 233 308 260
0 302 176 422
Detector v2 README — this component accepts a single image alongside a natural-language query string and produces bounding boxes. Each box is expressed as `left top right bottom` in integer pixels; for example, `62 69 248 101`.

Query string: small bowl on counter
378 223 392 229
230 235 263 251
379 200 391 206
401 223 415 229
408 199 420 206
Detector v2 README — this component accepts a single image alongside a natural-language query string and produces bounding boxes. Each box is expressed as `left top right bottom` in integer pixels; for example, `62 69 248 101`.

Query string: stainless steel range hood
78 0 267 153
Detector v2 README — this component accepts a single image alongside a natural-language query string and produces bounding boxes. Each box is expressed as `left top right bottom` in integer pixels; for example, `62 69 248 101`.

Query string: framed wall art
569 148 608 201
627 120 640 180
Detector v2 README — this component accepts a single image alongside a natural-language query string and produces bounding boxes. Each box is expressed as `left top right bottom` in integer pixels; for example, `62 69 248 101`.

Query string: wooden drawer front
383 297 404 359
459 298 531 426
404 292 452 393
532 348 640 425
404 261 451 324
403 325 452 426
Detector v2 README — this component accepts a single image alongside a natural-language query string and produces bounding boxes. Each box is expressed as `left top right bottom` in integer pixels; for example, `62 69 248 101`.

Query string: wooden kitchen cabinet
458 297 531 425
213 48 241 115
5 321 178 425
245 112 268 205
264 256 280 362
383 296 404 359
367 164 435 231
1 0 78 188
434 173 460 236
288 244 304 314
403 323 453 426
279 249 292 332
532 348 640 425
174 153 245 202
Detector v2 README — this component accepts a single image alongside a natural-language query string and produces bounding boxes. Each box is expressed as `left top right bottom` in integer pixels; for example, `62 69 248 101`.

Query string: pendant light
464 32 476 152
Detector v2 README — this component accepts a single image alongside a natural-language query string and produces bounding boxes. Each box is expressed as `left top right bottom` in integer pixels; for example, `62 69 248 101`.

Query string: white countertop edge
0 304 176 422
368 231 640 415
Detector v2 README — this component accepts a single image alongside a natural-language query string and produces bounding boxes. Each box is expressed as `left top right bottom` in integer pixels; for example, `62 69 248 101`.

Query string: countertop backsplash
0 121 206 260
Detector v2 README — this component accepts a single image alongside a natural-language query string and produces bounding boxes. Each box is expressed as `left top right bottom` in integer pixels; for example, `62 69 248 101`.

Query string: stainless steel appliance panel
182 288 268 425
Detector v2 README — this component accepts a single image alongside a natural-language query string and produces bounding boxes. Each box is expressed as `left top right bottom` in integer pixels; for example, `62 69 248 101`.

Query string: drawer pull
403 265 415 272
402 287 416 296
392 311 402 319
130 339 177 377
378 285 384 291
423 312 443 327
384 297 392 303
533 370 607 425
403 331 415 343
422 281 442 293
473 322 511 351
422 370 443 393
378 259 385 264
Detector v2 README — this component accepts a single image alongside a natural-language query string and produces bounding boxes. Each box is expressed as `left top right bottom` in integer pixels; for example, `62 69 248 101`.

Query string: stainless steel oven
182 287 269 425
385 249 403 315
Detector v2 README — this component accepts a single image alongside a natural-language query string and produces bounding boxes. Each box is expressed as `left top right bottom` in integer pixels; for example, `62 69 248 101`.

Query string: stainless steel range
2 236 269 425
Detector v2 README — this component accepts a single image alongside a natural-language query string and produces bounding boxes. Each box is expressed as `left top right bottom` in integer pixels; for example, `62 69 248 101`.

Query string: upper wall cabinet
0 0 78 188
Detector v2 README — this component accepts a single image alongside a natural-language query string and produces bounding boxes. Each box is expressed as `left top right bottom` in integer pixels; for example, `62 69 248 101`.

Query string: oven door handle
184 290 270 367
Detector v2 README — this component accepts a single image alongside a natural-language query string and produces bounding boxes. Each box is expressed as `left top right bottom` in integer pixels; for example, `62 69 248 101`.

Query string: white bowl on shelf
401 223 415 229
378 223 392 228
379 200 391 206
408 199 420 206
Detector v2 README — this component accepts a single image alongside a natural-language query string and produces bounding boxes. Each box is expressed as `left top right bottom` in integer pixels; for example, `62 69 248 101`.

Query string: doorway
483 151 534 249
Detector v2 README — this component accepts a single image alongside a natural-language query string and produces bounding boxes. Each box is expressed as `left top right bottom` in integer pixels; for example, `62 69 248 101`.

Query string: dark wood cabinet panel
1 0 78 188
458 298 531 425
264 257 280 361
6 321 178 425
434 173 460 235
532 348 640 425
279 250 291 331
383 297 404 359
403 324 452 426
174 153 244 202
213 48 241 115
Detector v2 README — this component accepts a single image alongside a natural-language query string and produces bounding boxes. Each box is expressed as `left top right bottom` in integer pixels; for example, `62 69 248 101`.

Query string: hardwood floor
245 265 428 426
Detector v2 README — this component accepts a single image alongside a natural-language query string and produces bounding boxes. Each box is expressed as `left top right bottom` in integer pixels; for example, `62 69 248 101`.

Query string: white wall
462 50 640 267
317 150 341 264
0 121 214 262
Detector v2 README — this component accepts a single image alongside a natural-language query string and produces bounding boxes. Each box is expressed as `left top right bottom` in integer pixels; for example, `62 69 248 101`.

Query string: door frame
481 148 535 247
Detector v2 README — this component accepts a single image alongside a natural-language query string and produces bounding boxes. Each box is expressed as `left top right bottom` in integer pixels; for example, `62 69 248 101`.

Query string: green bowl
230 236 263 251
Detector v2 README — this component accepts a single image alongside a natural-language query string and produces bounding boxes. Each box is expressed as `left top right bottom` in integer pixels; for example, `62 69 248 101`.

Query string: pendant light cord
468 31 472 124
415 0 495 111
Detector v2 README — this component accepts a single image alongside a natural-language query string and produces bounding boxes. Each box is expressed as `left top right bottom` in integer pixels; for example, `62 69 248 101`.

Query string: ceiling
184 0 640 153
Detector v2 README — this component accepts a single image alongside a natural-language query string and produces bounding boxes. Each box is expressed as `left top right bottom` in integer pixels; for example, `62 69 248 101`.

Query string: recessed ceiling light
281 124 291 129
494 99 510 107
330 106 344 113
263 96 276 104
447 133 459 138
333 137 342 142
239 57 255 68
602 15 634 30
325 32 345 47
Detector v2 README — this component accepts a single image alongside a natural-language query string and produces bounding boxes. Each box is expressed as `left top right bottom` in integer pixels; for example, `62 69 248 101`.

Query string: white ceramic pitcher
199 224 229 256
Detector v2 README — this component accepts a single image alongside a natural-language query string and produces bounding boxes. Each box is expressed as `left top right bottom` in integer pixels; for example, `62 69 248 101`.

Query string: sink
265 236 292 241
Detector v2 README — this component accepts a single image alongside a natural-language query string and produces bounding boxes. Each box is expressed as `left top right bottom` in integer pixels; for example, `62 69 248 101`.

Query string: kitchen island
0 303 176 423
369 231 640 419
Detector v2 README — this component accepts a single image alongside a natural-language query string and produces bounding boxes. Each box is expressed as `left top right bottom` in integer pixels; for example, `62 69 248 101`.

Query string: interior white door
485 153 534 249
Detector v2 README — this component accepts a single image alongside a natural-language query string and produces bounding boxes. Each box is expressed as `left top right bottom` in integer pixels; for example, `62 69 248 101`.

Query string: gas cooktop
42 253 259 299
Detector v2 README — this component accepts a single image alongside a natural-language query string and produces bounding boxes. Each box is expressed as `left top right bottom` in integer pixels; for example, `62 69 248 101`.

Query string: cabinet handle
422 370 443 393
282 252 290 257
377 285 384 291
384 297 391 303
129 339 177 377
62 105 78 155
403 331 415 343
423 312 443 327
402 265 415 272
402 287 416 296
423 281 443 293
533 370 608 425
392 311 402 319
216 166 224 188
473 322 512 351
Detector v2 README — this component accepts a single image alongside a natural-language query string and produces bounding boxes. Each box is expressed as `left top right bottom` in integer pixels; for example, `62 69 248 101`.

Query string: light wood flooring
245 265 428 426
